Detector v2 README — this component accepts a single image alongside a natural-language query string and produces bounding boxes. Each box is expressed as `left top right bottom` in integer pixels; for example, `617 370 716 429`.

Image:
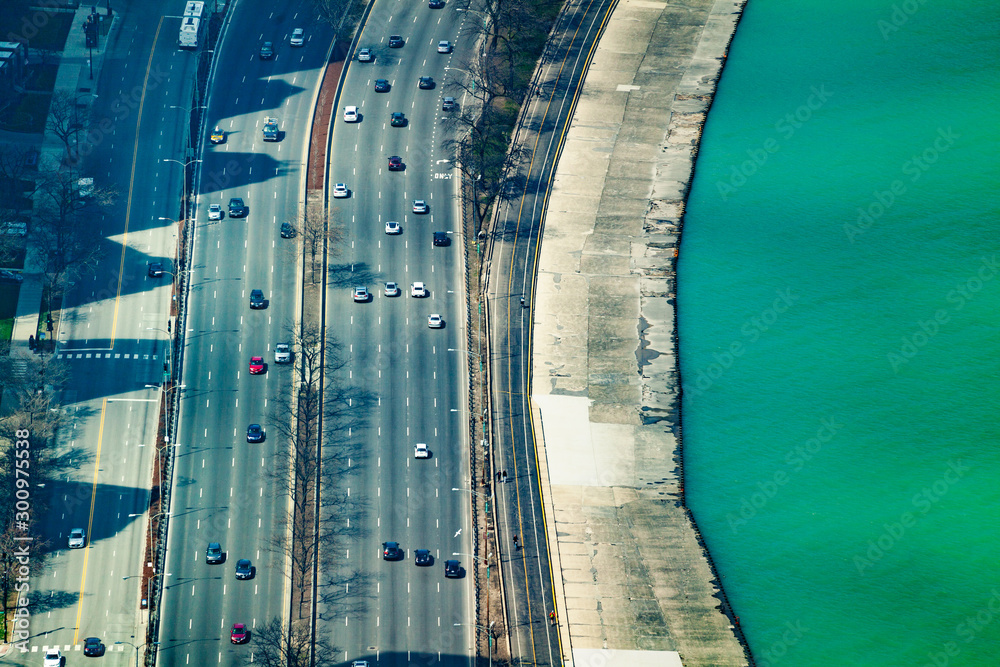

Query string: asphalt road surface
486 0 618 665
315 1 479 665
12 1 200 664
155 2 335 665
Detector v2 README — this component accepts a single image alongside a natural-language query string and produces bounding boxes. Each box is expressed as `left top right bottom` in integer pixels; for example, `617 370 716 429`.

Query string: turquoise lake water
677 1 1000 665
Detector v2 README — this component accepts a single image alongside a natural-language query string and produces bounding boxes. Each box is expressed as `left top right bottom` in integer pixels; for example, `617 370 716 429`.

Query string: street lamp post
114 640 160 667
454 622 495 667
161 158 201 228
123 572 171 615
169 104 207 156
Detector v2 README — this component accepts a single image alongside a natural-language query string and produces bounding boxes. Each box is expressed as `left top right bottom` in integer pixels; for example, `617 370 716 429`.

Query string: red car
249 356 265 374
231 623 248 644
388 155 404 171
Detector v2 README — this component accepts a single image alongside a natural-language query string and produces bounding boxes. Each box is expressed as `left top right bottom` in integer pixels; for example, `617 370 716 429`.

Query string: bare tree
33 169 111 301
298 206 344 284
311 0 364 39
245 616 334 667
45 91 86 168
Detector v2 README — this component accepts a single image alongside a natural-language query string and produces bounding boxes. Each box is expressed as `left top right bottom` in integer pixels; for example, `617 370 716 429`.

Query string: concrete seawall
530 0 752 665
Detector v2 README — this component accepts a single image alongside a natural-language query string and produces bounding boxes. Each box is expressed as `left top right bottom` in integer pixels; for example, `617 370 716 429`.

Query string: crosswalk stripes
56 353 159 360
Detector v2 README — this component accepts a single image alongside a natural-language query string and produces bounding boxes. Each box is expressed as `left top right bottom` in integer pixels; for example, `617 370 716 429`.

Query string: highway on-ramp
154 2 334 665
315 1 478 665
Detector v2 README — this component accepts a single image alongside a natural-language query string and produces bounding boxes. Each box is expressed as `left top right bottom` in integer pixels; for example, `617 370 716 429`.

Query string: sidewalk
8 6 116 369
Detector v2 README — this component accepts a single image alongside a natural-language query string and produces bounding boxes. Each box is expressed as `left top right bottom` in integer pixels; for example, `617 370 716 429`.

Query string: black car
259 41 274 59
228 197 247 217
418 76 434 89
414 549 433 566
83 637 105 657
444 560 461 578
388 155 404 171
249 289 265 309
206 542 224 564
374 78 390 92
390 112 406 127
235 558 253 579
383 541 402 560
433 232 450 247
388 34 404 47
429 0 444 7
147 262 164 277
281 222 295 238
247 424 265 442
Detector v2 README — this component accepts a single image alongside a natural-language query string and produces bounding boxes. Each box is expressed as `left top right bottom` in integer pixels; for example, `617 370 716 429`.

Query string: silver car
68 528 85 548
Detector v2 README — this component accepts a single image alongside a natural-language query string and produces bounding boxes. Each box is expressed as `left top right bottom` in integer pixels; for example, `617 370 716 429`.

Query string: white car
333 183 349 198
414 443 429 458
385 282 400 297
357 48 373 62
68 528 85 549
410 282 428 297
412 199 427 214
437 40 452 53
43 649 61 667
208 204 223 220
274 343 291 363
428 314 444 328
385 221 401 235
290 28 304 46
343 106 359 122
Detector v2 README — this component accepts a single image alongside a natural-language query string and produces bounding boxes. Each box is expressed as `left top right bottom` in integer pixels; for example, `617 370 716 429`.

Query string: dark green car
390 112 406 127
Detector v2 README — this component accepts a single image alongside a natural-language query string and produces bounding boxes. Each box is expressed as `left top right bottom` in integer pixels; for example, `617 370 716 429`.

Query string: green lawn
26 63 59 92
0 92 51 133
0 282 21 343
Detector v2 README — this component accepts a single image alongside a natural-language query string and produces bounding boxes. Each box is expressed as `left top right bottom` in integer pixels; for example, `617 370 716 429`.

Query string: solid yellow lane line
73 398 108 645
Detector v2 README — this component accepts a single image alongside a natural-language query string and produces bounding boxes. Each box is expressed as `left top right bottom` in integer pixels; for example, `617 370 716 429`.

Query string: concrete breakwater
530 0 753 665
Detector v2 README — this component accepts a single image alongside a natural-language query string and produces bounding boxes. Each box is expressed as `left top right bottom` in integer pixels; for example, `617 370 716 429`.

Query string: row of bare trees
239 321 366 665
437 0 563 226
0 353 70 643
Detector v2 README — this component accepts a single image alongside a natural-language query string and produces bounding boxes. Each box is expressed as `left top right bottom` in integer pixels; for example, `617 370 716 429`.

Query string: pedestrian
513 534 519 548
497 471 502 482
502 470 508 482
28 335 34 350
549 611 556 625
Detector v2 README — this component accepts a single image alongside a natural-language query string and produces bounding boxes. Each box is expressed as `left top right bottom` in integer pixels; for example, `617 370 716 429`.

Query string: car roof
209 542 221 548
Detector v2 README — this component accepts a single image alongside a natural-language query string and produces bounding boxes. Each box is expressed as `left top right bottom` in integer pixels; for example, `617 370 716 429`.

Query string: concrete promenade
530 0 750 665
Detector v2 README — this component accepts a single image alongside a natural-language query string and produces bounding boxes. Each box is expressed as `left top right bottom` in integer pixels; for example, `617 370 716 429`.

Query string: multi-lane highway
13 2 200 664
314 1 477 665
155 2 334 665
486 0 617 665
